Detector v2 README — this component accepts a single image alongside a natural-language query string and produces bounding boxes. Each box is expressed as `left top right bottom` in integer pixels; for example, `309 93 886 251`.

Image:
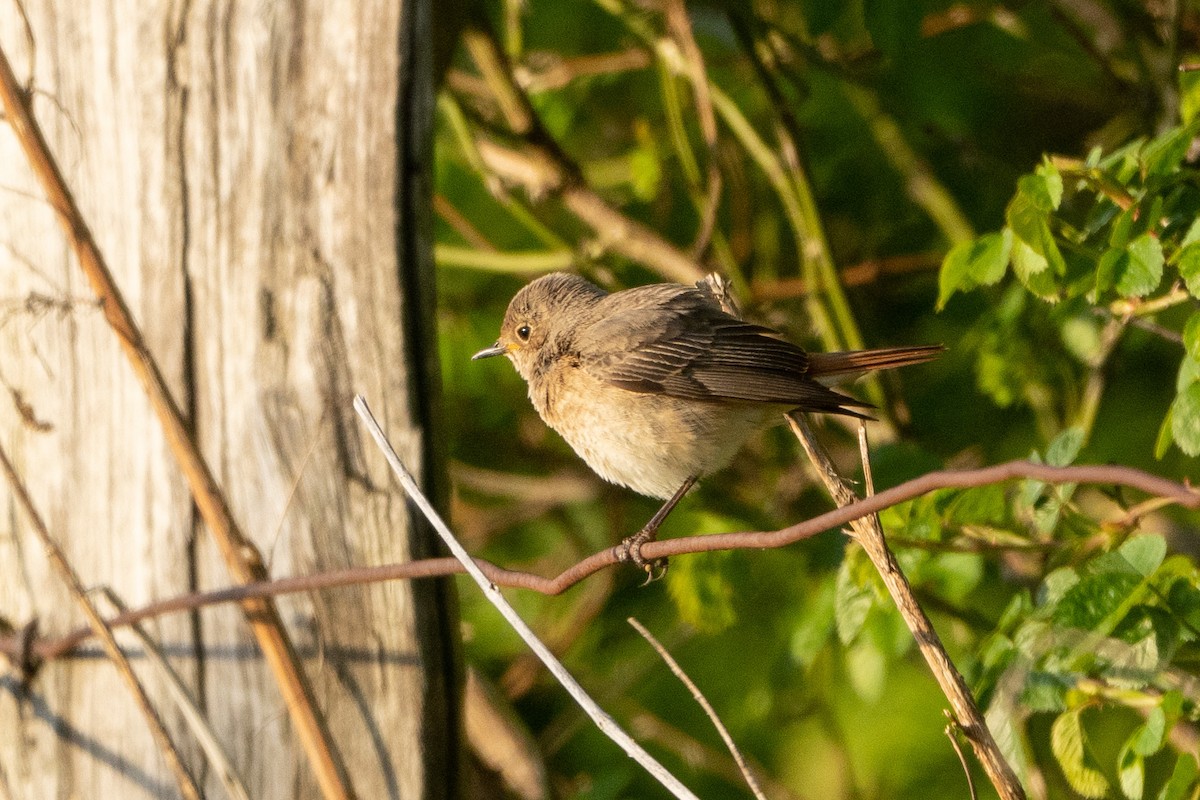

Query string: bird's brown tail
808 344 945 379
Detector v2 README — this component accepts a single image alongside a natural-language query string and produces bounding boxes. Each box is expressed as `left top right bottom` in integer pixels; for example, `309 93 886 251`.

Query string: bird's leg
619 476 697 581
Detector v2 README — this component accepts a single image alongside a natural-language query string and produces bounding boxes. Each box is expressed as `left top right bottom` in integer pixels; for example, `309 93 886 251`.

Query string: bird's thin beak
472 342 507 360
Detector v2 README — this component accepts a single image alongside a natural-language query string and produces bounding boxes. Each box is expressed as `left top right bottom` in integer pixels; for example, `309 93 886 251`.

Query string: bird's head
472 272 607 381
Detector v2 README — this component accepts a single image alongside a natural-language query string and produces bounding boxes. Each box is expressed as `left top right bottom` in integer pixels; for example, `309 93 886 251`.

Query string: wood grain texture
0 2 457 798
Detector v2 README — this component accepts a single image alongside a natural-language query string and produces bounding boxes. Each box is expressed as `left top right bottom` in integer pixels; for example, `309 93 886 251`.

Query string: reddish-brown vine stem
2 459 1193 666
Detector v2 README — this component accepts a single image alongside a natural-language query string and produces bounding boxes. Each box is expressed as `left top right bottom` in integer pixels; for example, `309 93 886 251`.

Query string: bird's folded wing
579 293 869 412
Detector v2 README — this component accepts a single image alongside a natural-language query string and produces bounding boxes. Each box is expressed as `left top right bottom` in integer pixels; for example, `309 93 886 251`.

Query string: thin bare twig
945 711 979 800
0 442 201 800
518 49 651 92
788 413 1026 800
10 0 35 95
720 9 865 358
628 618 767 800
434 193 496 250
0 41 351 800
94 590 251 800
750 252 944 300
353 395 701 800
458 19 707 284
435 243 575 274
4 459 1194 667
626 708 810 800
858 423 875 497
662 0 723 260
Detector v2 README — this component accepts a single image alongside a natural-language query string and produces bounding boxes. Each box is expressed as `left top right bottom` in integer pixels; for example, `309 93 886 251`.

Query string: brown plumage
474 272 942 501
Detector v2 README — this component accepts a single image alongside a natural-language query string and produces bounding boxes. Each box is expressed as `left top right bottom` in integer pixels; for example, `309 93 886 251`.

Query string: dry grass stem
0 443 202 800
94 590 251 800
628 618 768 800
354 395 701 800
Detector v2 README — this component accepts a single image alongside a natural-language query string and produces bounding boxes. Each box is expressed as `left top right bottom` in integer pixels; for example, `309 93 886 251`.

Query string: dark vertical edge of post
395 0 465 795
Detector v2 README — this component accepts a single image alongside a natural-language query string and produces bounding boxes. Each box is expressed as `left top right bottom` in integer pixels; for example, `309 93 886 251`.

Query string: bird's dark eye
517 324 531 340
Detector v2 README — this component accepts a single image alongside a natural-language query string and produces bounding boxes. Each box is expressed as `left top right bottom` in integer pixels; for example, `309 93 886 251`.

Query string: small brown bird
473 272 941 567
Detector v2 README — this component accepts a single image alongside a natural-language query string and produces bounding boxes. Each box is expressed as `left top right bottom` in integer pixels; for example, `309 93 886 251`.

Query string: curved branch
2 459 1194 665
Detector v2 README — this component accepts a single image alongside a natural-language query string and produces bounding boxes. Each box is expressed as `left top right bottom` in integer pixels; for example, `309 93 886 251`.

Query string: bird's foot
618 527 668 584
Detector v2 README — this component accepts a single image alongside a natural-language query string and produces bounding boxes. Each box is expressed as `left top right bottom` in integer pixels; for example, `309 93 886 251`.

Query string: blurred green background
432 1 1200 798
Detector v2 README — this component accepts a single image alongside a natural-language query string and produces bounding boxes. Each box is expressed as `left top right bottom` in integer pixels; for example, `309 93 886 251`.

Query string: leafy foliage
435 0 1200 797
942 117 1200 459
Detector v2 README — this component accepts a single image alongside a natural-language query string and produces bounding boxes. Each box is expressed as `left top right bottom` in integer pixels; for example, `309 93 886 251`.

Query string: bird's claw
640 559 669 585
619 528 669 584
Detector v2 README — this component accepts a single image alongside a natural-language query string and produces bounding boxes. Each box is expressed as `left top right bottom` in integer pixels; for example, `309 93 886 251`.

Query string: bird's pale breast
529 357 768 499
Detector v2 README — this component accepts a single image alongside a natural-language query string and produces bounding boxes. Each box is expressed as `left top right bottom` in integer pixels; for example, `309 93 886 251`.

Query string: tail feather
808 344 945 379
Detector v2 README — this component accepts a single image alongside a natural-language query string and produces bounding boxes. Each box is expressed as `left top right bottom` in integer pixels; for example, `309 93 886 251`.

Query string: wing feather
579 284 870 414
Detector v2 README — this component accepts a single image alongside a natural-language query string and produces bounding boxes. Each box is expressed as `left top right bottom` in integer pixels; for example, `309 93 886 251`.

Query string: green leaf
1184 312 1200 363
1045 427 1085 466
1131 706 1167 756
1039 161 1064 208
1181 218 1200 249
1181 70 1200 124
1141 118 1200 177
882 494 943 541
986 704 1031 789
1155 407 1175 459
665 549 736 633
1041 567 1081 605
1158 754 1198 800
1108 234 1166 298
1019 450 1049 507
1051 709 1110 798
1119 743 1145 800
1013 238 1061 299
790 580 836 668
1171 583 1200 644
1094 246 1123 298
1018 168 1062 213
938 230 1012 309
1113 606 1177 672
1008 191 1050 249
1110 207 1137 249
1088 549 1145 577
1061 315 1104 363
845 634 887 703
1021 672 1068 712
1119 535 1167 578
978 633 1016 672
1174 241 1200 297
1007 186 1067 291
835 549 874 645
1100 138 1145 182
1161 690 1185 722
1177 355 1200 392
628 147 661 202
1054 572 1141 630
944 484 1009 526
976 339 1022 406
998 591 1033 632
923 552 984 603
1169 381 1200 456
1013 619 1051 658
